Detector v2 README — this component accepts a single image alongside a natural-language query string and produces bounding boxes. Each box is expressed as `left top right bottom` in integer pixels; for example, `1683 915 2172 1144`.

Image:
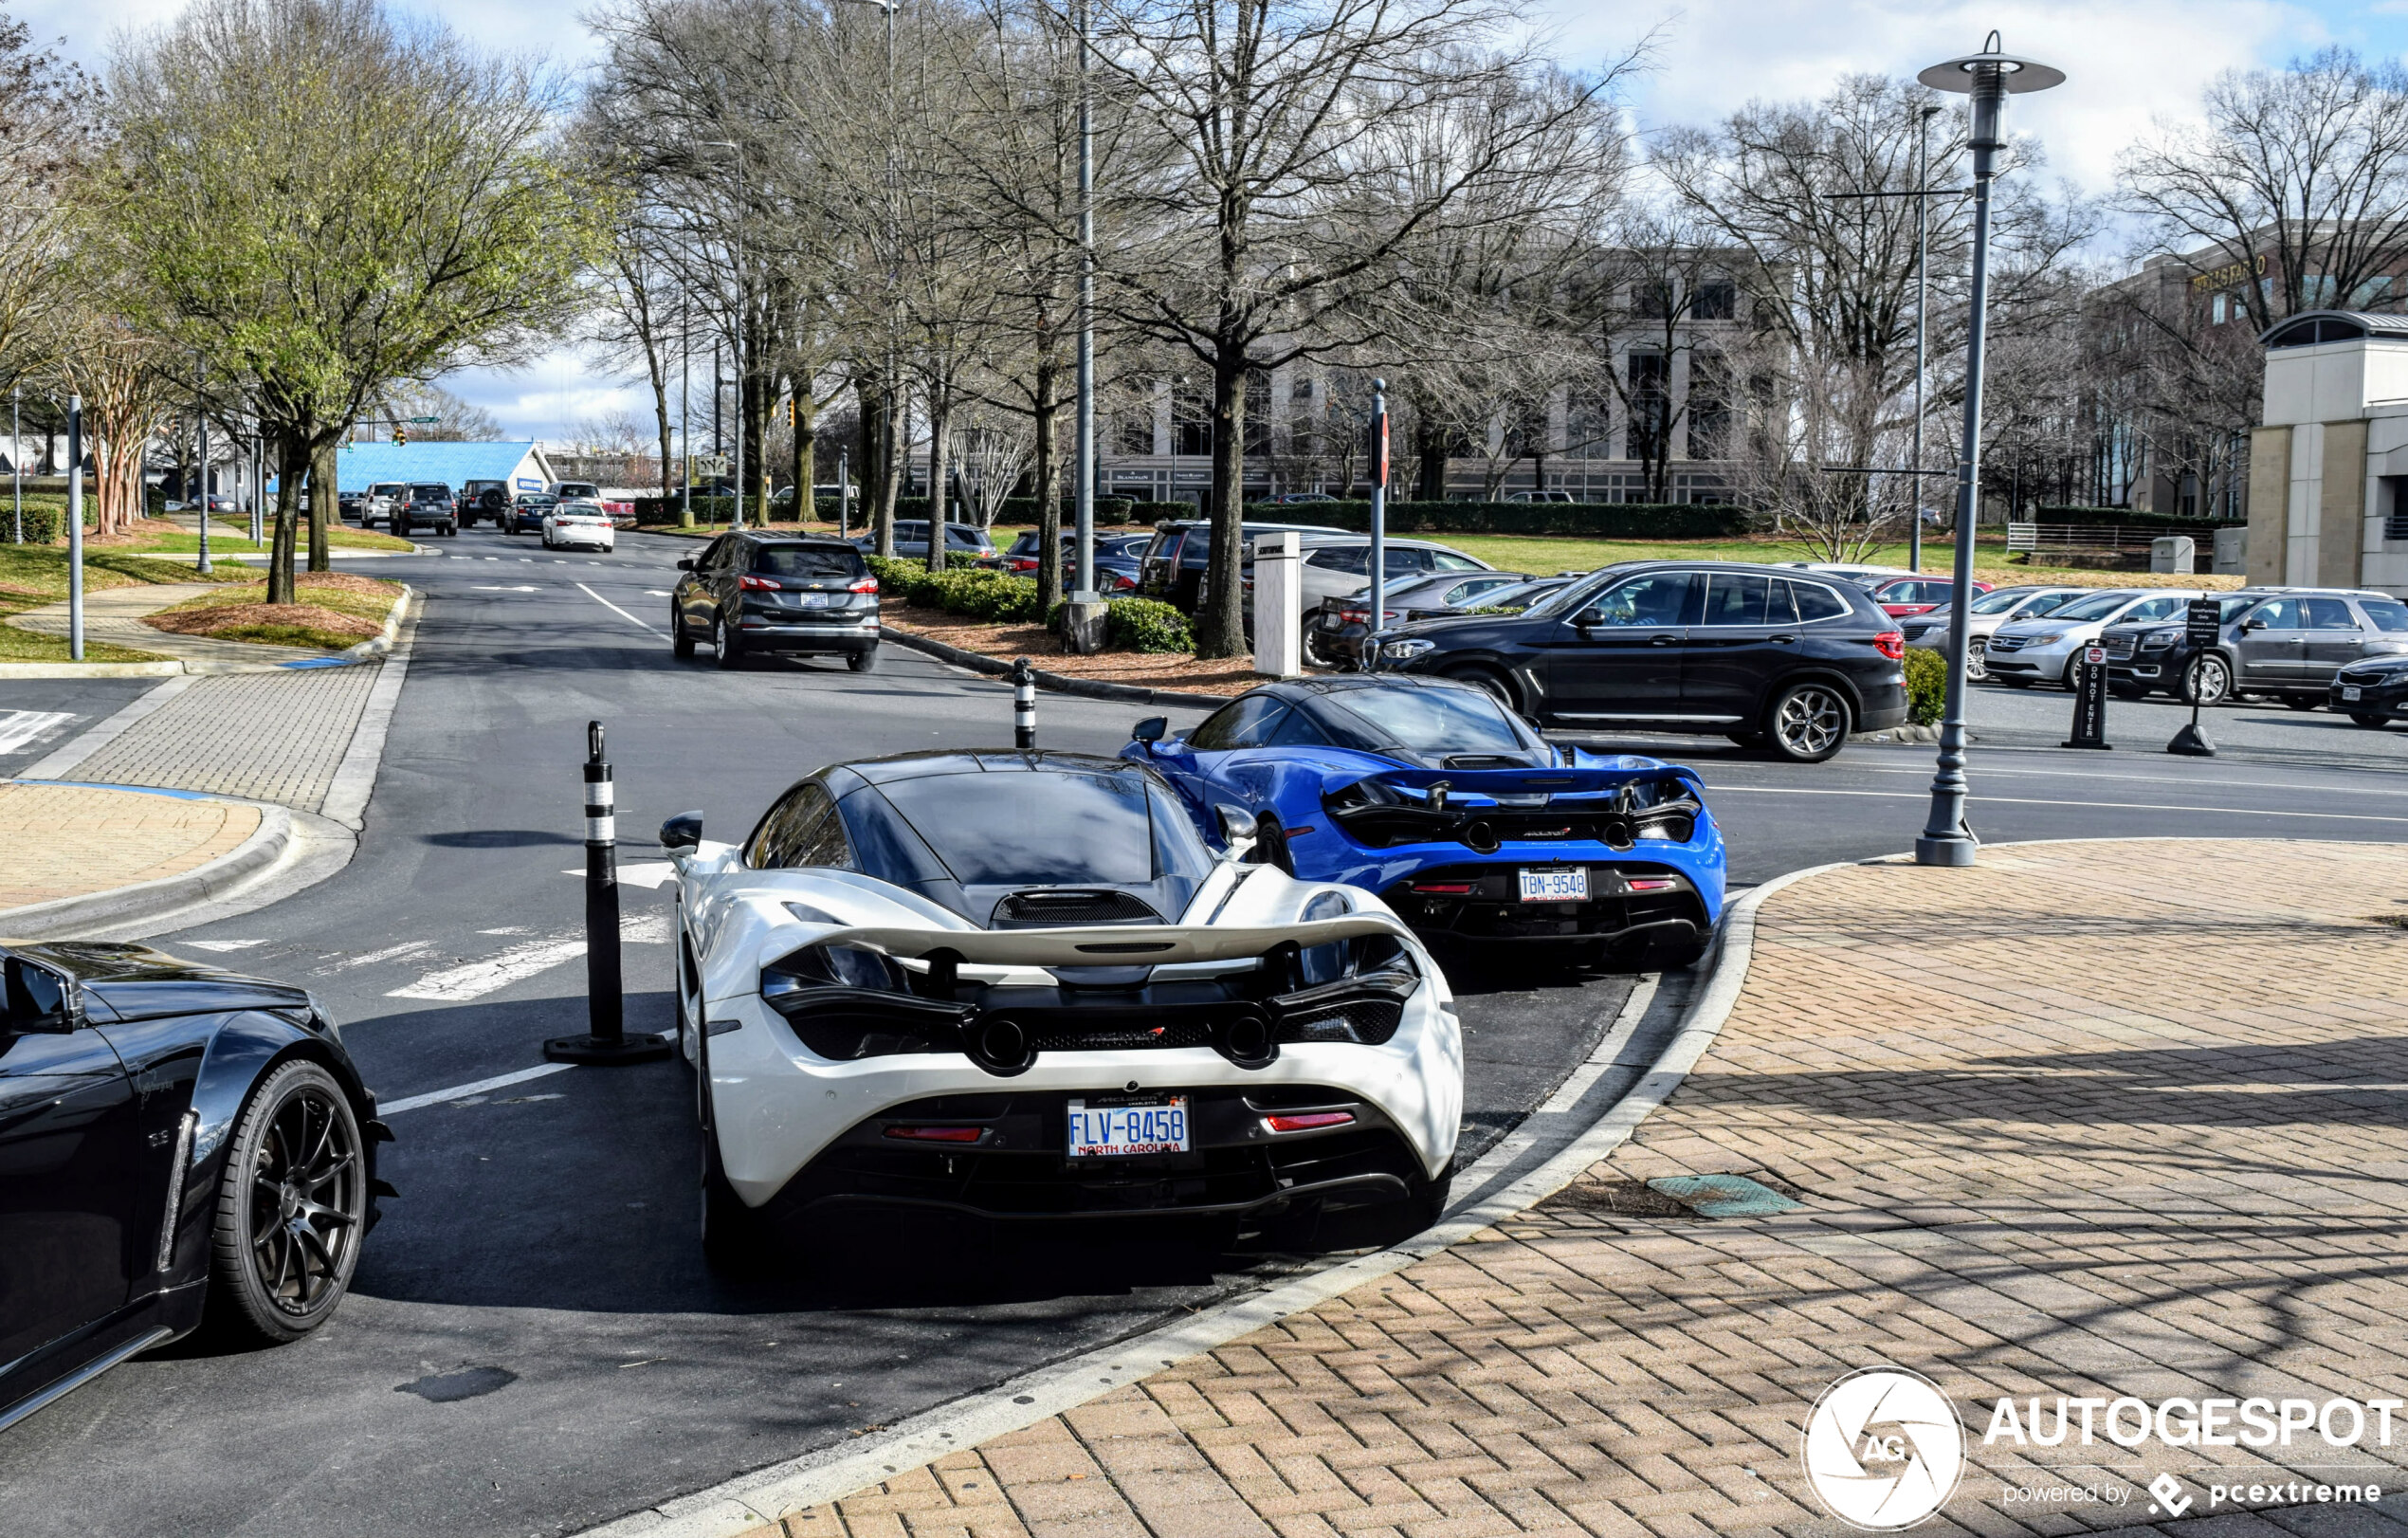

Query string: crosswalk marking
0 709 75 755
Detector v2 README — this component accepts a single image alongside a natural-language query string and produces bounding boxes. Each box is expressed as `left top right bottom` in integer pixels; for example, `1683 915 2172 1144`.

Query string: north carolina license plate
1518 867 1588 903
2344 686 2363 701
1067 1097 1190 1158
796 592 842 609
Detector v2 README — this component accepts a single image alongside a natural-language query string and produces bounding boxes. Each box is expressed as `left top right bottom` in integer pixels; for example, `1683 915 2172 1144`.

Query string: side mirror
2242 615 2267 632
659 810 704 855
1215 805 1258 859
4 955 79 1034
676 558 694 571
1572 606 1603 631
1131 716 1168 748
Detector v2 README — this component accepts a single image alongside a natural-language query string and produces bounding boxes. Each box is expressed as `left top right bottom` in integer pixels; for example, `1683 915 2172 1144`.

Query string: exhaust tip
1215 1008 1279 1070
968 1016 1033 1076
1603 819 1636 851
1462 819 1499 853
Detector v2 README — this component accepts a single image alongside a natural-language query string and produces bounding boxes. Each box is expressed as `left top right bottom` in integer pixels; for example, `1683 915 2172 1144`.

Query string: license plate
1518 867 1589 903
2344 686 2363 701
1067 1096 1190 1158
796 592 840 609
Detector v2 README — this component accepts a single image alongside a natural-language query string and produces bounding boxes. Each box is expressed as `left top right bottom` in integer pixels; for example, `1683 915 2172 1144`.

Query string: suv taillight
1873 630 1906 660
849 577 878 593
739 574 781 592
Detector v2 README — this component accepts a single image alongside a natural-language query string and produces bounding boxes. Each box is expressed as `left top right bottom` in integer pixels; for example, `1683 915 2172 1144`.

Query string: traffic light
394 424 409 447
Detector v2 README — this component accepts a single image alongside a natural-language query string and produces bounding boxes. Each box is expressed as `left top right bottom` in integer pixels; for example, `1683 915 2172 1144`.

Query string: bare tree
373 379 503 441
0 12 97 390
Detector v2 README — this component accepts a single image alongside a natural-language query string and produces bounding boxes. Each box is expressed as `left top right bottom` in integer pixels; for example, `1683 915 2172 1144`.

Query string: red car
1870 576 1992 617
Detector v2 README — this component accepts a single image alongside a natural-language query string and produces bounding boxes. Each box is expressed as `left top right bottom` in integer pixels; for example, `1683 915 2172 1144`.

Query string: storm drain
1647 1173 1802 1218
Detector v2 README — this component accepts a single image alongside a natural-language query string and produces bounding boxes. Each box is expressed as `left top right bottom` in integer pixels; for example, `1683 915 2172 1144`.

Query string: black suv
1137 519 1346 611
2103 586 2408 705
672 533 880 671
1378 562 1908 762
459 479 512 527
389 483 458 537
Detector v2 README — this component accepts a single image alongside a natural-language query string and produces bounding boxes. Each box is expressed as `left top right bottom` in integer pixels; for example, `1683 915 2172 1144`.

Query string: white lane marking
386 932 587 1001
484 556 500 561
621 910 671 944
0 709 74 755
563 860 678 890
316 940 441 974
1700 782 2408 825
645 589 673 596
184 938 267 952
473 584 540 593
478 925 531 935
381 1062 574 1116
520 558 533 563
578 582 660 633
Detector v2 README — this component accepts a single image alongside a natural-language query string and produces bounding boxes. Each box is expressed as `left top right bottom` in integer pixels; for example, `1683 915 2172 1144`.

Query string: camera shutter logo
1801 1366 1966 1529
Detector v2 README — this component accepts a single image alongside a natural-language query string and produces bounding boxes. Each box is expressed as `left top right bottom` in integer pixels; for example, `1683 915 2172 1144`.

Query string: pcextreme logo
1802 1366 1967 1530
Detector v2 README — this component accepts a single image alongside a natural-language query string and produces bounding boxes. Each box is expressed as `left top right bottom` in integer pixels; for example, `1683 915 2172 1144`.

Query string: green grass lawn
109 525 417 555
145 574 405 650
0 626 168 664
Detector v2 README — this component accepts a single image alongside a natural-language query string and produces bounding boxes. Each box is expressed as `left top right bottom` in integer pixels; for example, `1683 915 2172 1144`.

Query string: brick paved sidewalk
0 781 260 911
64 666 386 813
760 839 2408 1538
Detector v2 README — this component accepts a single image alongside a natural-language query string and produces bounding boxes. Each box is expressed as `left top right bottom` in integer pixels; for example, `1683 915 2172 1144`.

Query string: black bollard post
2062 644 2112 750
545 721 671 1064
1013 657 1036 750
2167 597 2218 757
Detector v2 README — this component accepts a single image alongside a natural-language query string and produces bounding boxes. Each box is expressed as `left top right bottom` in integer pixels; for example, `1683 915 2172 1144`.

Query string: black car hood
16 941 312 1020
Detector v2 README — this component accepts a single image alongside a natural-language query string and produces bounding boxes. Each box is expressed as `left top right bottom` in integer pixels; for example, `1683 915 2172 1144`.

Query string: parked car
335 489 366 521
850 521 999 566
541 499 617 552
1287 536 1491 616
459 479 512 528
1000 530 1149 591
359 482 410 526
1136 519 1347 611
1772 561 1919 589
502 492 556 536
659 749 1456 1262
1504 489 1578 504
1901 586 2090 679
2332 653 2408 725
1984 589 2211 689
1264 491 1340 504
1124 676 1723 967
2105 586 2408 705
672 533 880 671
1376 562 1907 763
0 943 389 1434
388 484 458 537
1867 577 1993 617
1306 570 1533 668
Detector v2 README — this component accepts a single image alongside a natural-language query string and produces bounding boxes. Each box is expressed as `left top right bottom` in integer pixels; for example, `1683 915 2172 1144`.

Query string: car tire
2182 654 2233 706
208 1059 367 1345
1964 641 1989 681
713 615 743 670
1760 680 1851 763
672 607 696 660
1409 1164 1454 1229
2283 696 2320 711
1442 665 1520 714
2350 711 2390 727
1249 815 1295 875
848 647 878 673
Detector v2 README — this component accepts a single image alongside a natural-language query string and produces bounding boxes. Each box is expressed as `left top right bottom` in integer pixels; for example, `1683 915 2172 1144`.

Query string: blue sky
18 0 2393 442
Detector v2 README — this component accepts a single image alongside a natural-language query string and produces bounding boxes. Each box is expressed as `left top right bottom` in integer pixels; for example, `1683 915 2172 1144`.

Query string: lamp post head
1917 32 2063 150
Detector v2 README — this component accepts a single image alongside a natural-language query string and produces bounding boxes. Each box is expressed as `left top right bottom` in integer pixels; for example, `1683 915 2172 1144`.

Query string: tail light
1410 881 1475 894
849 577 879 593
1626 876 1678 892
1263 1110 1354 1133
1873 630 1906 660
739 574 781 592
884 1125 985 1143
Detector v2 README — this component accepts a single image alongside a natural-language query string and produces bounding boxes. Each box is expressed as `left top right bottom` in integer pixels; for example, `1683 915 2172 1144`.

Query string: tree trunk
793 391 816 528
651 362 675 504
1032 357 1062 614
1412 404 1448 502
308 438 335 571
925 376 951 574
269 432 308 605
865 382 896 556
1195 344 1249 660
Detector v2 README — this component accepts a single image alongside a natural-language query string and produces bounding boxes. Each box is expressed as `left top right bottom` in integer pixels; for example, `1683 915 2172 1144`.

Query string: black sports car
0 943 389 1433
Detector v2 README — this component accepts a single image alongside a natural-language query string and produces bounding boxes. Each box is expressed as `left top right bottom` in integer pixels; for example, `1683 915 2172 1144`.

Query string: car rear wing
801 914 1409 969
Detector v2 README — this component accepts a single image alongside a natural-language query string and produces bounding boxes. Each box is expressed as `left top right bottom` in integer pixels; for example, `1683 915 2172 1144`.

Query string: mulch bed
882 604 1263 696
144 602 380 642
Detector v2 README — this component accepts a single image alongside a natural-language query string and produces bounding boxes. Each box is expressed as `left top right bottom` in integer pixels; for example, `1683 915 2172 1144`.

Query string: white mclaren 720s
662 748 1464 1263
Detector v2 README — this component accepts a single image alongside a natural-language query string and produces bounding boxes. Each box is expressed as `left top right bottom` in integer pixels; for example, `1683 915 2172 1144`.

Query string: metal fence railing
2004 522 2172 555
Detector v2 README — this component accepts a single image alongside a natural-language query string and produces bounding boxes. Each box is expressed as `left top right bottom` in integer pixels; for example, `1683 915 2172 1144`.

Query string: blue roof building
322 440 556 492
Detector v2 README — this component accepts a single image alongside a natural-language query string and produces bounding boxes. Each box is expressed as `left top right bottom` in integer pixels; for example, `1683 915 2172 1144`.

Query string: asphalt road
5 531 2408 1535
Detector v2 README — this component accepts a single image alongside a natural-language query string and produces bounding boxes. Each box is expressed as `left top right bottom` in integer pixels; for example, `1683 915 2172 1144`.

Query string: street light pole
1914 33 2064 868
9 386 20 545
1909 102 1940 576
196 357 212 576
1073 0 1097 607
66 394 83 662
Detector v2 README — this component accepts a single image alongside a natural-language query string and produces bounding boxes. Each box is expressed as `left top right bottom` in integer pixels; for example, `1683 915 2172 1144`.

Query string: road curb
320 590 422 830
582 861 1852 1538
0 795 293 941
882 628 1238 706
0 659 189 679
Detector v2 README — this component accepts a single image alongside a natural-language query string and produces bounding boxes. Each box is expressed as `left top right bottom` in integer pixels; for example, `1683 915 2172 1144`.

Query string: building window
1564 394 1612 459
1171 378 1212 458
2353 276 2395 310
1690 280 1735 320
1114 378 1158 456
1245 366 1272 456
2211 293 2228 324
1687 361 1729 460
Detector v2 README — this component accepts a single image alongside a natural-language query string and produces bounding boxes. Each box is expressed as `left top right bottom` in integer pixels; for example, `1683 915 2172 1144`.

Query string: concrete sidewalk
756 839 2408 1538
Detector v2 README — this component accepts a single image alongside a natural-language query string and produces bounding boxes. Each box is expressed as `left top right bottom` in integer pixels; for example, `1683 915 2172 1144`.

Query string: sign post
2063 643 2111 750
2167 597 2220 758
1364 379 1390 671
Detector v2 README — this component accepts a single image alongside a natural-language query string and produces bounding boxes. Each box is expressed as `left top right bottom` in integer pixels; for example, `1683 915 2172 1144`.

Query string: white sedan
663 750 1464 1266
541 499 616 551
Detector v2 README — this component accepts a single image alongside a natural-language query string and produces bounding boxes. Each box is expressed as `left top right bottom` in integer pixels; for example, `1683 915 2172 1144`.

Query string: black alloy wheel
2182 653 2232 706
672 605 696 660
713 613 744 669
210 1060 365 1343
1763 680 1851 763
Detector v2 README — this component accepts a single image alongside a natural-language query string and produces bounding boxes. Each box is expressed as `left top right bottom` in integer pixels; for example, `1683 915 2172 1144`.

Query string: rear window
2363 599 2408 632
1325 687 1534 755
869 771 1197 887
1787 581 1852 622
754 543 867 579
2053 591 2143 622
411 485 449 499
